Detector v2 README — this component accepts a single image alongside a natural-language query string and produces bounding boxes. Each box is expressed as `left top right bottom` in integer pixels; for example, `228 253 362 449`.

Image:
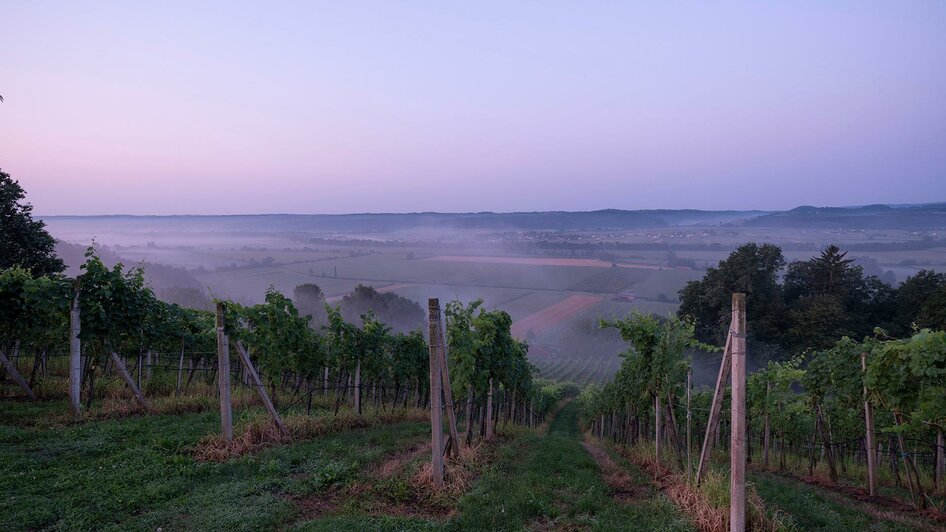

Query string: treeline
678 243 946 359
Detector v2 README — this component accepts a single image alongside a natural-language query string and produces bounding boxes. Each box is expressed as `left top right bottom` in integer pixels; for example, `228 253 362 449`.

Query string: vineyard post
216 302 233 442
486 378 495 440
109 350 149 408
234 340 286 434
686 366 692 483
0 347 36 400
861 351 877 496
730 293 747 532
69 286 82 414
427 298 445 488
763 382 771 467
655 394 662 461
936 430 944 492
437 321 461 457
696 326 733 484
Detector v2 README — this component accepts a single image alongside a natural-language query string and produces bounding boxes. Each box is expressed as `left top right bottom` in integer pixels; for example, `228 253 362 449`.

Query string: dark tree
784 245 862 302
677 243 786 348
293 283 328 328
895 270 946 333
0 169 64 275
339 284 423 334
917 285 946 331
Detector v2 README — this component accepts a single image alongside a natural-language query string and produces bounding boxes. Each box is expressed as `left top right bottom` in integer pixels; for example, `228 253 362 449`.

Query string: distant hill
742 203 946 230
43 209 764 233
40 202 946 232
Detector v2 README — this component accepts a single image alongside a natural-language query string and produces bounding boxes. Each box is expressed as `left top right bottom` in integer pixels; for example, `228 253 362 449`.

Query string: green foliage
679 243 946 360
0 169 65 275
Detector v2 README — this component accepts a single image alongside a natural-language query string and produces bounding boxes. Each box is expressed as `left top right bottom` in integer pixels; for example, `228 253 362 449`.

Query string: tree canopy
0 169 64 275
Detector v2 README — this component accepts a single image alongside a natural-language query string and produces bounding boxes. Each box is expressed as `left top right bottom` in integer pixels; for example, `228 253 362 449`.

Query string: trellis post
437 320 461 456
696 326 733 484
216 302 233 442
861 351 877 496
730 293 747 532
427 298 445 487
69 286 82 414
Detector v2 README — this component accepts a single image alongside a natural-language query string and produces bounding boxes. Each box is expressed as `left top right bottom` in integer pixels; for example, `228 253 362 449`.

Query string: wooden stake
233 340 286 434
686 366 692 482
486 378 495 441
935 430 944 492
109 351 149 408
216 303 233 442
655 394 662 461
437 321 461 456
730 293 747 532
354 358 362 415
69 288 82 414
427 298 445 488
862 352 878 496
696 327 733 484
763 382 771 467
0 348 36 400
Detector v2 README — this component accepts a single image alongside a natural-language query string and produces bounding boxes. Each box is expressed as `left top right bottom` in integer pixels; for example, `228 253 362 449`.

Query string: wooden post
763 382 771 467
935 430 944 492
145 349 153 381
696 327 733 484
69 288 82 414
176 339 185 395
216 303 233 442
655 394 662 461
862 352 877 496
486 378 495 440
233 340 287 434
437 322 461 456
354 358 362 415
0 349 37 400
686 366 692 482
109 351 149 408
730 293 747 532
427 298 445 488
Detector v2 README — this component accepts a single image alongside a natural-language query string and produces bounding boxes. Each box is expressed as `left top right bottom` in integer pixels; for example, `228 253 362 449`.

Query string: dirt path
581 440 654 502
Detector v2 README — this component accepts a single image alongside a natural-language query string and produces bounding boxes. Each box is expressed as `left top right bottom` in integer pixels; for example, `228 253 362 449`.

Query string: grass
0 400 430 530
749 471 915 531
447 401 694 531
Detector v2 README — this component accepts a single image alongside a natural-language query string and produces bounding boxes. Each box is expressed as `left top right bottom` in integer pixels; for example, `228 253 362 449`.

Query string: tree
677 243 786 348
917 285 946 331
896 270 946 333
784 245 861 302
293 283 327 328
339 284 423 333
0 169 64 275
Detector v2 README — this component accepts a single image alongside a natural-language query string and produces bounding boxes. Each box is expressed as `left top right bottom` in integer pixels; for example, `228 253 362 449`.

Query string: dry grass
194 408 429 462
609 440 786 532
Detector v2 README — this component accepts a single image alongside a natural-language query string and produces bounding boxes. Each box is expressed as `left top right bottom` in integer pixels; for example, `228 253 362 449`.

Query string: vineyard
582 295 946 530
3 249 946 529
0 250 583 529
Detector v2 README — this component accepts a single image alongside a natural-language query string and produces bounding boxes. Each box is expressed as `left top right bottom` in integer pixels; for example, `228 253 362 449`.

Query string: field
39 215 946 386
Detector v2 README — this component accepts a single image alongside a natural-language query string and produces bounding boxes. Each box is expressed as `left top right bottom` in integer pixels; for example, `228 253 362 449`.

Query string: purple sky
2 1 945 215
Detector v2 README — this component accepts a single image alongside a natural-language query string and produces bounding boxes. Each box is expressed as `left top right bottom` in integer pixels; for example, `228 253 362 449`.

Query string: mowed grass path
447 402 693 531
0 403 429 531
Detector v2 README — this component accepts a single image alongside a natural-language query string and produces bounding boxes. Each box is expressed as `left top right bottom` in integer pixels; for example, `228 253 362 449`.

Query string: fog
41 205 946 386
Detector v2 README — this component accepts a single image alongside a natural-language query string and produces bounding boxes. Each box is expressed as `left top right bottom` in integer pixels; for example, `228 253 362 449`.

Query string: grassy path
447 401 693 531
0 405 429 531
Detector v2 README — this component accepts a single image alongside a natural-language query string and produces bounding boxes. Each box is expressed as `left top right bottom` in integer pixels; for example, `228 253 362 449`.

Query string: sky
1 1 945 215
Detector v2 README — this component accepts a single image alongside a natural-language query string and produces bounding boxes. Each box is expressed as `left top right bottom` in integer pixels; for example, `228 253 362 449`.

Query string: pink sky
2 2 945 215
